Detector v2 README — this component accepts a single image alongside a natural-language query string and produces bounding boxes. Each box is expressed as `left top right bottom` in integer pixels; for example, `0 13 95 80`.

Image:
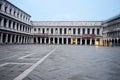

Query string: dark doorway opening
55 38 57 44
64 38 66 44
87 39 90 45
59 38 62 44
68 38 71 44
82 39 85 45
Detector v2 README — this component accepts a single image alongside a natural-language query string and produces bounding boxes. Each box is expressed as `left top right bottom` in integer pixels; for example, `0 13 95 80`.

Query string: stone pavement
0 45 120 80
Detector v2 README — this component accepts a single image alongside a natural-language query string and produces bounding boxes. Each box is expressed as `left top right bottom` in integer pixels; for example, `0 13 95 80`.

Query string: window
0 4 2 10
73 28 76 34
78 28 80 34
9 8 12 15
51 28 53 34
20 24 22 31
0 17 2 26
17 13 19 18
92 28 95 34
97 29 100 35
83 28 85 34
5 6 7 12
64 28 67 34
87 29 90 34
42 28 45 34
9 20 11 28
60 28 62 34
14 11 16 16
34 28 36 31
13 22 15 29
38 28 40 31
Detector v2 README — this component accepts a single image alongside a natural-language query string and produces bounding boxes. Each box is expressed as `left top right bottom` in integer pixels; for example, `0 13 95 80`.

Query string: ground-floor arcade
0 31 33 44
103 38 120 46
33 36 103 46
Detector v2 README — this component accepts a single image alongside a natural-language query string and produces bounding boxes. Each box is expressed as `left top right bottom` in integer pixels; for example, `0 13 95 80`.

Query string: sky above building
9 0 120 21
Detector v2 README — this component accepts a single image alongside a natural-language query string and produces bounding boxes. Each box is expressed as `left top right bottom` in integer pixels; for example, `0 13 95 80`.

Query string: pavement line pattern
0 55 18 60
13 47 58 80
0 62 33 67
0 63 8 67
18 53 36 59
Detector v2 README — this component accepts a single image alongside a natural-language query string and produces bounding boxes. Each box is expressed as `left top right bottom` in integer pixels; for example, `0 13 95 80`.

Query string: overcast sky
9 0 120 21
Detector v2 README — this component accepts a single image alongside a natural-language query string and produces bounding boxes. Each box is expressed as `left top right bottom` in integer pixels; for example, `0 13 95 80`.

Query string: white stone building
0 0 120 46
0 0 33 44
32 21 103 45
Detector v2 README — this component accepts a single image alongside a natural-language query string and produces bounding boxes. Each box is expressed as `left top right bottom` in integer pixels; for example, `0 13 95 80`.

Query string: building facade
32 21 103 46
103 15 120 46
0 0 120 46
0 0 33 44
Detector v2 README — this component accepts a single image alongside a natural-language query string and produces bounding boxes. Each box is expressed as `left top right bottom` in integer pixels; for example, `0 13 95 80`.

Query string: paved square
0 45 120 80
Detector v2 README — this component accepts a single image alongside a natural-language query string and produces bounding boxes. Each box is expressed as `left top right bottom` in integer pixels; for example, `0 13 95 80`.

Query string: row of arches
33 37 101 46
103 39 120 46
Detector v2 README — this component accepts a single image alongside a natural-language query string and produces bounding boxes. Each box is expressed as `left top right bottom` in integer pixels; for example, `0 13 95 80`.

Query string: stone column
90 28 92 34
17 36 20 43
71 38 72 44
44 38 46 44
57 37 59 44
95 28 97 35
36 37 38 44
20 36 23 44
14 22 17 30
14 35 16 43
80 27 83 35
90 38 92 45
95 38 97 45
62 37 64 44
80 38 82 45
85 39 87 45
1 3 5 11
10 34 13 43
7 5 10 13
85 28 87 34
10 21 13 29
76 38 78 45
0 33 3 44
1 18 4 27
6 19 9 28
66 38 68 45
5 34 8 43
49 38 51 44
40 38 42 44
71 28 73 35
53 37 55 44
76 28 78 35
100 38 103 46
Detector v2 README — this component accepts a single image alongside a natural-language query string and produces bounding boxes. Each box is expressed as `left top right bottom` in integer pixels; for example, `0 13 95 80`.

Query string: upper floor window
38 28 40 32
0 4 2 10
14 11 16 16
42 28 45 34
64 28 67 34
92 28 95 34
60 28 62 34
73 28 76 34
87 29 90 34
83 28 85 34
78 28 80 34
5 6 7 12
9 8 12 15
51 28 53 34
34 28 36 31
97 29 100 35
